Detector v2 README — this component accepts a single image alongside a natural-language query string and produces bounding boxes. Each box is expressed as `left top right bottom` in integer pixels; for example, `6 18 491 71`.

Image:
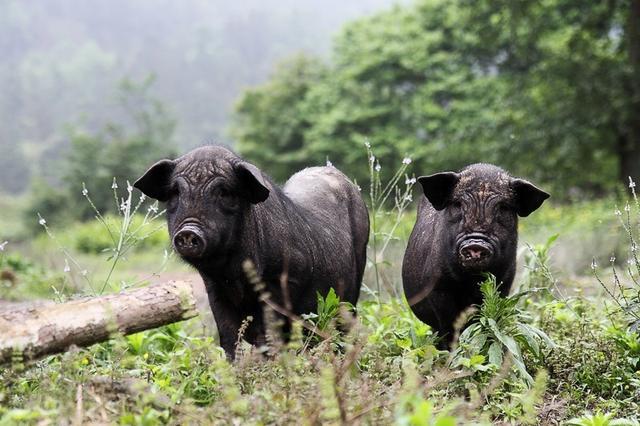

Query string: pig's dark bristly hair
134 144 369 359
403 163 548 350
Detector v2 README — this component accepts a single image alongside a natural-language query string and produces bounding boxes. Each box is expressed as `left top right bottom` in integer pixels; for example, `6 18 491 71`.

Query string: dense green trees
233 0 638 197
232 55 327 183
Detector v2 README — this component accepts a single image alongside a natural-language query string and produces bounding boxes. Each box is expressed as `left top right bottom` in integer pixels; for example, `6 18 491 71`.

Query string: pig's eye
498 202 512 214
166 188 179 212
218 187 231 198
214 186 232 200
216 186 239 211
497 202 515 225
448 201 463 220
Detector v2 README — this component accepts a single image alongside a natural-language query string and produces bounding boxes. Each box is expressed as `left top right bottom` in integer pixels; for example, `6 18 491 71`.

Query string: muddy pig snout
457 234 494 267
173 224 206 258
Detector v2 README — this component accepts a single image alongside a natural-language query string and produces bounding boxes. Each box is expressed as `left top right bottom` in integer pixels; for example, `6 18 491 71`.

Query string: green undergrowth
1 279 639 424
2 154 640 423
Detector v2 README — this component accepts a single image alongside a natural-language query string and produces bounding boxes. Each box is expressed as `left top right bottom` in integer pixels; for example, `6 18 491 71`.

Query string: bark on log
0 280 199 364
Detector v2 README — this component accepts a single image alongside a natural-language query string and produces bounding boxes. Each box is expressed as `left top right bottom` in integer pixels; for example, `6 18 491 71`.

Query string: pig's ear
133 159 176 202
236 162 269 204
511 178 549 217
417 172 460 210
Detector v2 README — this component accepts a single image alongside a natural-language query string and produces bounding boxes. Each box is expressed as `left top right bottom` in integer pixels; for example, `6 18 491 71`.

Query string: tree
235 1 506 185
233 0 637 197
301 0 508 181
26 76 176 227
232 54 326 183
458 0 636 192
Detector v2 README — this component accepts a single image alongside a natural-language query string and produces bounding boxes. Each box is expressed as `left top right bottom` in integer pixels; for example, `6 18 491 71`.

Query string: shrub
68 214 169 254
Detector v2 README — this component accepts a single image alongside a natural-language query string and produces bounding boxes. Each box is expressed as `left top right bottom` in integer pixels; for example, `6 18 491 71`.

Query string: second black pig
402 164 549 348
134 145 369 359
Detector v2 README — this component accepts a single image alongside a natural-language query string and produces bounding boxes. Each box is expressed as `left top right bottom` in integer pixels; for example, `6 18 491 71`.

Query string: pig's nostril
460 244 491 260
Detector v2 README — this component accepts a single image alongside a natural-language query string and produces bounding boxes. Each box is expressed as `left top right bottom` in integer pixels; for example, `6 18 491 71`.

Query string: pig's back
283 166 369 303
284 167 367 232
284 167 357 211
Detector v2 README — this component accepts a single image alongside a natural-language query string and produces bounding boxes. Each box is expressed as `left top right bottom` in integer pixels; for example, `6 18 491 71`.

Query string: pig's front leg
411 287 461 350
204 283 242 360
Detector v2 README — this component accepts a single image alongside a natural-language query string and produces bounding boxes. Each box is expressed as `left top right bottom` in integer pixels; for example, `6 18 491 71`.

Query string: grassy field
1 192 640 424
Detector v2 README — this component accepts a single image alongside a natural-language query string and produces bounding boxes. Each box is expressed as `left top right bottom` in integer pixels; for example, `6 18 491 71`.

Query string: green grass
1 196 640 423
1 285 638 424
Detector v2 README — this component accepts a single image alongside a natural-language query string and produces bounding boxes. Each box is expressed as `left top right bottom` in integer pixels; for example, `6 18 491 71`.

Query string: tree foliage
232 54 327 183
233 0 638 197
25 77 176 228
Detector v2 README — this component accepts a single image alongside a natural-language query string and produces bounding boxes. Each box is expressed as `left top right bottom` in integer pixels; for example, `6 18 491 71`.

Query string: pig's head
133 146 269 268
418 164 549 275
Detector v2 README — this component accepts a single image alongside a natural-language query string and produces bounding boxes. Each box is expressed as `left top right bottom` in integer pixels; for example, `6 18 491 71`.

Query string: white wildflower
629 177 636 189
326 159 333 167
63 259 71 273
369 155 375 164
111 179 118 190
127 181 133 193
615 208 622 216
364 141 371 149
38 217 47 226
625 203 631 212
375 163 381 172
405 193 413 202
82 187 89 197
148 203 159 214
81 269 88 277
355 184 361 192
0 241 7 251
590 259 597 270
610 256 616 263
405 177 416 185
402 157 412 165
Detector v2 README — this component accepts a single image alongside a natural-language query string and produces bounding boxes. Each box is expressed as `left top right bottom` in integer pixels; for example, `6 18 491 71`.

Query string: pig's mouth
456 233 495 270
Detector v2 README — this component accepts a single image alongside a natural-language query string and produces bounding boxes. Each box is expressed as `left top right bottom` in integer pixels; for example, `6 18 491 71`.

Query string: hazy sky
0 0 405 192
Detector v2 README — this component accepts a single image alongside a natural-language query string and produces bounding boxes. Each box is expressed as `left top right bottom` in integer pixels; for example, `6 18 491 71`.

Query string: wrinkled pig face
418 164 549 273
133 146 269 265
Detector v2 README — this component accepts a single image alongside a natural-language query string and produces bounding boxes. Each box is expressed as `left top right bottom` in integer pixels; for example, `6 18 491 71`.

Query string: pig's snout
173 225 206 258
457 234 494 269
460 243 491 260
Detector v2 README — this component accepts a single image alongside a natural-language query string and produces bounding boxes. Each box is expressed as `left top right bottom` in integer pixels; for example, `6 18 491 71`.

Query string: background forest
3 0 639 216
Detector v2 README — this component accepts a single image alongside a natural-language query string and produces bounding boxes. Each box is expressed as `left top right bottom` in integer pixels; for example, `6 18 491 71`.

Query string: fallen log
0 280 199 364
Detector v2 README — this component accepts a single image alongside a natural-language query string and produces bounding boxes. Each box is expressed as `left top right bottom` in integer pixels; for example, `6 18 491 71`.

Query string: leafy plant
395 397 458 426
454 276 555 385
566 411 640 426
359 298 438 362
302 288 355 347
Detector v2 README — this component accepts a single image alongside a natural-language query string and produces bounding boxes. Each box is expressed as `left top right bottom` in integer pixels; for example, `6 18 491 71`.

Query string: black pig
134 146 369 359
402 164 549 348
